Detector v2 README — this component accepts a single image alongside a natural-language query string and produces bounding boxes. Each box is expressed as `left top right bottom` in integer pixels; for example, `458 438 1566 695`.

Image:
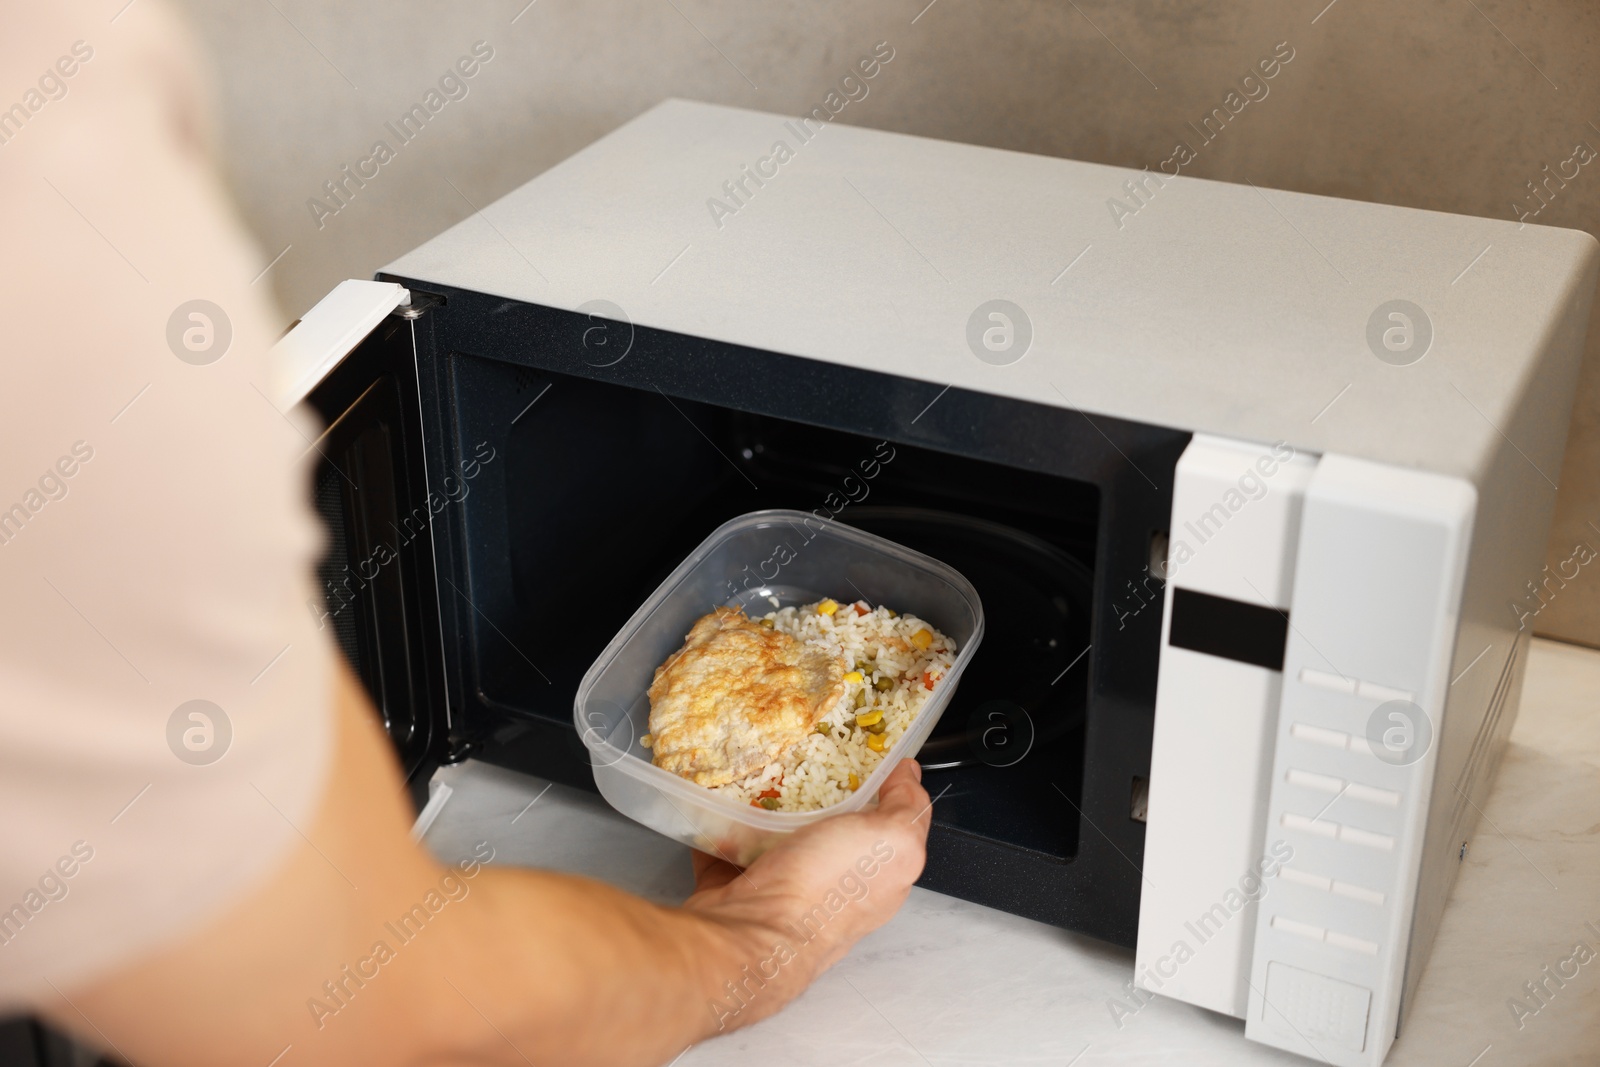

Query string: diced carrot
854 603 870 616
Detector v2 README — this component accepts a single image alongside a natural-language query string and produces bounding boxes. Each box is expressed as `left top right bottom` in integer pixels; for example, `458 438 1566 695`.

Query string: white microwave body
274 100 1600 1067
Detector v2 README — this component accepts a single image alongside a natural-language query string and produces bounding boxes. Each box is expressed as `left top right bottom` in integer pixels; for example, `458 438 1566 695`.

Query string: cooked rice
705 599 956 813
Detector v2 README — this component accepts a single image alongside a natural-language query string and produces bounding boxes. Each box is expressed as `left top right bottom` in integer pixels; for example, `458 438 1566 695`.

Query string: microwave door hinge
441 730 478 765
396 288 445 320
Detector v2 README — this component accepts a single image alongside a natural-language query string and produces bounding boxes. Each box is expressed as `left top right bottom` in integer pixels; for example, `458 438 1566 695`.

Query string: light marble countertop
420 638 1600 1066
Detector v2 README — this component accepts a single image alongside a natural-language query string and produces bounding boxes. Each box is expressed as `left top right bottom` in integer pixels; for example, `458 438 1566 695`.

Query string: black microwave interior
326 284 1189 944
457 353 1100 862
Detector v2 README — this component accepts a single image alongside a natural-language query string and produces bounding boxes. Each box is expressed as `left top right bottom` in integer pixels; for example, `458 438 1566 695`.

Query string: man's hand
682 760 930 1021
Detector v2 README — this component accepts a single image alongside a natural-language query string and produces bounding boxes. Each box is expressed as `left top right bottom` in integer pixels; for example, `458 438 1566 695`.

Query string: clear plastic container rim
571 507 987 825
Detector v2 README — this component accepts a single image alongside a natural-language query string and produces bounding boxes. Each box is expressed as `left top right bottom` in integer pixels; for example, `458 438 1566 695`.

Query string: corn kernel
817 599 839 616
866 733 887 752
855 709 883 727
910 628 933 650
848 773 861 791
844 670 864 684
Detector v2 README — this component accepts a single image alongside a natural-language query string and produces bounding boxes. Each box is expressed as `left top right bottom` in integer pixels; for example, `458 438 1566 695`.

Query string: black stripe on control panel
1168 587 1289 671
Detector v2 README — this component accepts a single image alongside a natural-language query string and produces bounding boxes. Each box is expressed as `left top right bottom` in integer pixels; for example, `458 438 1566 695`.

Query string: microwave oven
271 100 1599 1066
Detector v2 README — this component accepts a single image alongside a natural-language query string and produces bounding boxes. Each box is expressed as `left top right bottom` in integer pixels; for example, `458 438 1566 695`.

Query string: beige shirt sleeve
0 0 335 1003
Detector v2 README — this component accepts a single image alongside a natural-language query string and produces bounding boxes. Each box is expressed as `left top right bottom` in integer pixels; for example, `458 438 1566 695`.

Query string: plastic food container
573 509 985 865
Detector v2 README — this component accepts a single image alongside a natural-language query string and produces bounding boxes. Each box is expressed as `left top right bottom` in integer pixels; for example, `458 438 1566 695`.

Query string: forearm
430 867 792 1066
43 662 806 1067
42 662 911 1067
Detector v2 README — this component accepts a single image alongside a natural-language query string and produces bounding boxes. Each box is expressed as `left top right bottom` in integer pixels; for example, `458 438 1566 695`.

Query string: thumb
873 760 931 828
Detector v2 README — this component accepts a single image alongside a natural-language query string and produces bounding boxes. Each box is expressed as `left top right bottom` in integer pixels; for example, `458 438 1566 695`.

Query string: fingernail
911 759 923 782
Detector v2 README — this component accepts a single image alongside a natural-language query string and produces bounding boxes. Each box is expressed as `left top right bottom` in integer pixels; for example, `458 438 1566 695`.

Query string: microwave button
1344 781 1402 808
1331 880 1387 907
1281 812 1339 838
1338 825 1396 852
1355 679 1414 703
1286 768 1344 794
1299 667 1357 694
1270 915 1326 942
1261 962 1372 1053
1290 722 1349 750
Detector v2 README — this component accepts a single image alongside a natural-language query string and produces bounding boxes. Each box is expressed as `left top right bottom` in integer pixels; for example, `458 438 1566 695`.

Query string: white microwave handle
267 279 410 409
1137 434 1319 1018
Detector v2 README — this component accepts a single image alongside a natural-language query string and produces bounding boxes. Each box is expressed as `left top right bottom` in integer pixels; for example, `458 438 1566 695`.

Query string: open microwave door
271 279 450 810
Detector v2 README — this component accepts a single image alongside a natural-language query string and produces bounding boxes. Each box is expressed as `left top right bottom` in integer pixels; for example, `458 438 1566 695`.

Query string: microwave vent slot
1444 640 1519 838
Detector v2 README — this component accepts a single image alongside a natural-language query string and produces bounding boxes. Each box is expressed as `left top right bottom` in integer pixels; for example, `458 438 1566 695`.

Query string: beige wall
174 0 1600 646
